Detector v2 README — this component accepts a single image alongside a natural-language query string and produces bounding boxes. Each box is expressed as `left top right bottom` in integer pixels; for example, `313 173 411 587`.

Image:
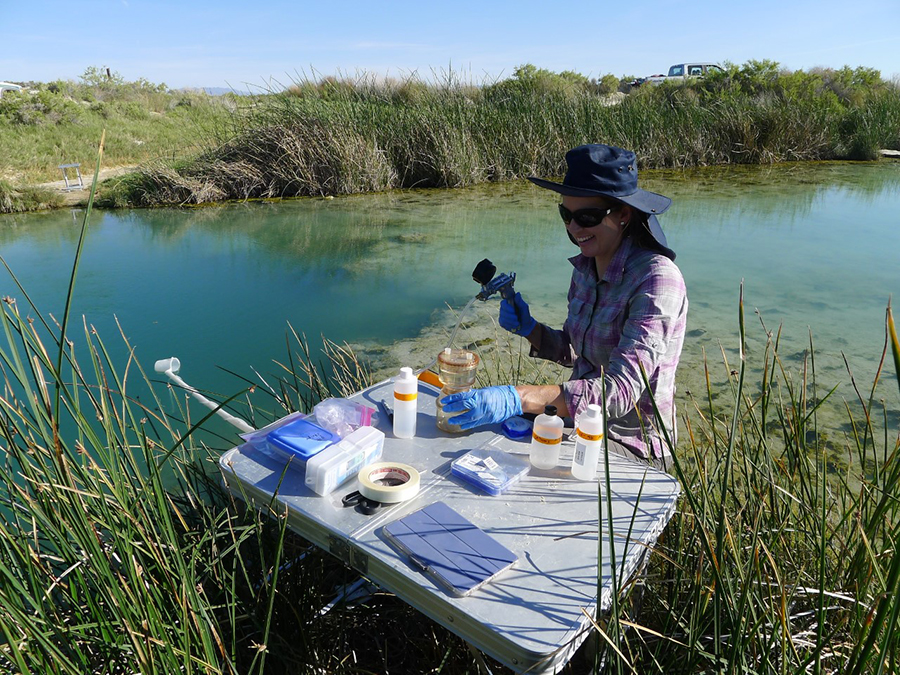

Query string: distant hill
202 86 254 96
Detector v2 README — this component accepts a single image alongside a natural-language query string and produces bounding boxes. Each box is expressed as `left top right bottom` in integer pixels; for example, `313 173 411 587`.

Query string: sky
2 0 899 90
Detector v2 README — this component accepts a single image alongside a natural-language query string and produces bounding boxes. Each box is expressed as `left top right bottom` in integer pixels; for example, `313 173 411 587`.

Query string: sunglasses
558 203 620 228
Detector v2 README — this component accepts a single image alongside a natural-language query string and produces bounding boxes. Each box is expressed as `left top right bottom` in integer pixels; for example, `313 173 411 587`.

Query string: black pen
378 399 394 424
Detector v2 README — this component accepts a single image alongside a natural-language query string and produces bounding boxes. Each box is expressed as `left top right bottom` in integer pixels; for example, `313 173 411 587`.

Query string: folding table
219 379 680 673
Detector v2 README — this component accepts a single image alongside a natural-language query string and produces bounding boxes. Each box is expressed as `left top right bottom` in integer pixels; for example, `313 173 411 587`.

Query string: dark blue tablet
383 501 518 597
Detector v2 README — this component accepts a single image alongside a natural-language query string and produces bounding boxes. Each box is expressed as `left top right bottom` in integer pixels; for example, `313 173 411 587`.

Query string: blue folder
383 501 518 597
266 417 339 465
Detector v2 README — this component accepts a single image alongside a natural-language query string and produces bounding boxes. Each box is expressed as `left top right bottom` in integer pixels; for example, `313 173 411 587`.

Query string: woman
440 144 688 470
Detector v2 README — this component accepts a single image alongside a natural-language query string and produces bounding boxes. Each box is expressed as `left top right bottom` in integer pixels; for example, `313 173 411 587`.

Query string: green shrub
113 100 151 120
0 179 64 213
6 61 900 206
0 89 83 126
103 60 900 205
483 63 595 100
596 73 620 95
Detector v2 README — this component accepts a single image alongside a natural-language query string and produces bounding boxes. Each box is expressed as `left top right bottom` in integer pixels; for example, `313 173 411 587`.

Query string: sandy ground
37 166 136 206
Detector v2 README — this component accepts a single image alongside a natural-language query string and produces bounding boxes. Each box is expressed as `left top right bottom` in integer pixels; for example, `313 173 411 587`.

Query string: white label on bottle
574 445 586 464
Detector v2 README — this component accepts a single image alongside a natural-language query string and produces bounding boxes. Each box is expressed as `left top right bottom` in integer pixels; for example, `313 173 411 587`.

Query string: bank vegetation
0 193 899 671
102 61 900 207
2 61 899 212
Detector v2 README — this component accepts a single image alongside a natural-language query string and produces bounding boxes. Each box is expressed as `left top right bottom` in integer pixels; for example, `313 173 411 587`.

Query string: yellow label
576 428 604 442
532 432 562 446
394 391 417 402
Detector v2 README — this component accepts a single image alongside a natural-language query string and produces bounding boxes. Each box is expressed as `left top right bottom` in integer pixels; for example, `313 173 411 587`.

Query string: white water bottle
530 405 563 469
571 404 605 481
392 367 418 439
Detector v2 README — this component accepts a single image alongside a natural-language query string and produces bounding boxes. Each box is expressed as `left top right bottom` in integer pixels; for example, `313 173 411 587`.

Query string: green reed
1 134 899 672
597 296 900 674
99 66 900 207
0 142 295 674
1 277 898 672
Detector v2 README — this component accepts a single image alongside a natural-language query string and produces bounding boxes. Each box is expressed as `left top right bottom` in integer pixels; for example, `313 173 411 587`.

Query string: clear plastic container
452 445 530 496
436 349 479 434
530 405 563 469
437 348 479 389
435 393 464 434
304 426 385 496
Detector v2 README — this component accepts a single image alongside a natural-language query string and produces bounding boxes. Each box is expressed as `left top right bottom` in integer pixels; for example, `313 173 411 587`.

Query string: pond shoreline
10 150 900 215
2 159 899 672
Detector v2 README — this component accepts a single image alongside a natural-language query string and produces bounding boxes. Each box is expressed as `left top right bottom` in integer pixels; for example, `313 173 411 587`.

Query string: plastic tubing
154 357 255 433
415 296 478 377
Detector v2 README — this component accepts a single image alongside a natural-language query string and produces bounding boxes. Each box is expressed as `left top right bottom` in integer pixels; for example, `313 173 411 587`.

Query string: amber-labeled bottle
530 405 563 469
392 367 418 438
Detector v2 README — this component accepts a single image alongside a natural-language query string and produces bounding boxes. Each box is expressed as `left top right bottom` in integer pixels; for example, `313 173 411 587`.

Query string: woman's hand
439 385 523 430
499 292 537 336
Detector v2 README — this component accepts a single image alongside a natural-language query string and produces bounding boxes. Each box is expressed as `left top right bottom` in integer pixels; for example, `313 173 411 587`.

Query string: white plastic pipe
154 357 255 433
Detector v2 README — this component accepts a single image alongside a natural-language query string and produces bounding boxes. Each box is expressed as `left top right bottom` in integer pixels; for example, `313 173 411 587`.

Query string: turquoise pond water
1 161 899 447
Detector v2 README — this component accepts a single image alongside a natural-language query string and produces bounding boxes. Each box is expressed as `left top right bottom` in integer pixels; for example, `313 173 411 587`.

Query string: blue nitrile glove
439 385 523 431
499 292 537 336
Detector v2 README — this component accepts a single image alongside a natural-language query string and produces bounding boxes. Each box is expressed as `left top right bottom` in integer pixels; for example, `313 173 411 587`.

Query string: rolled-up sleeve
531 322 576 367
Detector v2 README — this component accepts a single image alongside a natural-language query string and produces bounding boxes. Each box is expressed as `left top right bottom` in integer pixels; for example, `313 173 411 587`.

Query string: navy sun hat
528 144 676 259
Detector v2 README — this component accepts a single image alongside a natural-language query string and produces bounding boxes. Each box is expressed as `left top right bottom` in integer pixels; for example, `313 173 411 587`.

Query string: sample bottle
435 348 479 433
393 367 418 438
530 405 563 469
571 404 605 481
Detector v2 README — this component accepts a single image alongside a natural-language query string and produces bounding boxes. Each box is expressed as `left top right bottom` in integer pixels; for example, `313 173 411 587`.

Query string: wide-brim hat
529 144 675 259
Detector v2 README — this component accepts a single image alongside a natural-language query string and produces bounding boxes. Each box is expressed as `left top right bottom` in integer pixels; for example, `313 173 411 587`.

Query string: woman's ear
618 205 633 227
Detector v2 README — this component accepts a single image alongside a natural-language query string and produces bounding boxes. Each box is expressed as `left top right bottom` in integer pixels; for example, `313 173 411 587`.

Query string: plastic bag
238 411 306 450
312 398 377 438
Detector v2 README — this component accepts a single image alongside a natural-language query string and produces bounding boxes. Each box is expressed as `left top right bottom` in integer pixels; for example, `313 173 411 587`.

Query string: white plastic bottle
530 405 563 469
571 404 605 481
392 367 418 439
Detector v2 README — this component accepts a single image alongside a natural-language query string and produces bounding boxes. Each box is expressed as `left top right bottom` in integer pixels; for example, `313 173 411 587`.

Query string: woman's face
560 195 630 259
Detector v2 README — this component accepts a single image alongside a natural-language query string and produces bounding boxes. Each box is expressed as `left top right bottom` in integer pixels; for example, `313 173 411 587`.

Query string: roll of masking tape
358 462 421 503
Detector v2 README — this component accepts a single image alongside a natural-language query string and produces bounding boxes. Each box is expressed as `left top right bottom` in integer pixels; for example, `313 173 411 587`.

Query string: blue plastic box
266 417 340 467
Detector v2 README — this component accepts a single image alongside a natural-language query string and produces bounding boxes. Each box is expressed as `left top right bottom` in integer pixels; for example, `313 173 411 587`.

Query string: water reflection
1 162 898 445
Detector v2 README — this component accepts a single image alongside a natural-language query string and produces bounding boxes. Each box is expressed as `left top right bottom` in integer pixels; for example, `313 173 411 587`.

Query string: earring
620 222 626 226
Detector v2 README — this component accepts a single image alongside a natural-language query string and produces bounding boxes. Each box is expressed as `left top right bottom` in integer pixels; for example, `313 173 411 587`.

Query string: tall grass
602 293 900 674
1 280 899 672
0 68 239 186
99 64 900 206
0 179 63 214
1 135 899 671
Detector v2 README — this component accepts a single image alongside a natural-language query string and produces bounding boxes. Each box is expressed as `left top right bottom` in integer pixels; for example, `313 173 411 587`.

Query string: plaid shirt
533 236 688 460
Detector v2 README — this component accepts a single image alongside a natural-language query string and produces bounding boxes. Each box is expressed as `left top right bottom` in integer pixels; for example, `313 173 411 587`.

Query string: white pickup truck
641 62 724 86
